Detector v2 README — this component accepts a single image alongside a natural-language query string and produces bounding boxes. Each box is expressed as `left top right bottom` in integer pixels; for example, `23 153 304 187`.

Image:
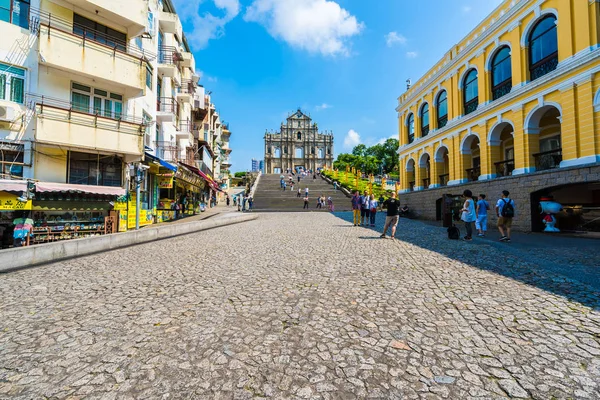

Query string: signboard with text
0 191 32 211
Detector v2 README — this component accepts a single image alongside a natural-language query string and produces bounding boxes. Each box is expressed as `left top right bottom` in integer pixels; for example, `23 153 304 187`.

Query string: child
476 194 490 237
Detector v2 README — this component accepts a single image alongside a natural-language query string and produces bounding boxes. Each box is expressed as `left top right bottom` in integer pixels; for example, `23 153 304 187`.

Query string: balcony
437 115 448 129
492 80 512 101
494 159 515 177
30 93 144 156
179 51 194 68
534 148 562 171
156 97 179 122
466 167 481 182
530 53 559 82
154 141 180 163
439 173 449 187
409 181 415 192
158 46 182 78
176 80 196 103
158 10 182 37
63 1 147 36
36 11 149 95
177 121 192 139
422 178 430 189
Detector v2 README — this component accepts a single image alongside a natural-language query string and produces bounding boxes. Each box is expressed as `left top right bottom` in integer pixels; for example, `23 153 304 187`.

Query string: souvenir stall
0 180 32 249
156 163 204 221
28 182 122 244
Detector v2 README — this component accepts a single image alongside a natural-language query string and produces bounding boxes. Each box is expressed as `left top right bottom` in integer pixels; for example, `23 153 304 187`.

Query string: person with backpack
475 194 490 237
496 190 515 242
459 189 476 241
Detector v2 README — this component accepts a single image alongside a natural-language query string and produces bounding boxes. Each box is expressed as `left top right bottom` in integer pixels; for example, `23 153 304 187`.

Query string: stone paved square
1 212 599 399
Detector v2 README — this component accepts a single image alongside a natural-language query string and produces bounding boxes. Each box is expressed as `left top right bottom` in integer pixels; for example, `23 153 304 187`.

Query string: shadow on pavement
332 211 600 311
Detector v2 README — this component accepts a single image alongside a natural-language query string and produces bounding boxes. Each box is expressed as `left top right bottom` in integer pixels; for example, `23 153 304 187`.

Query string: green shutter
10 77 24 103
0 74 5 100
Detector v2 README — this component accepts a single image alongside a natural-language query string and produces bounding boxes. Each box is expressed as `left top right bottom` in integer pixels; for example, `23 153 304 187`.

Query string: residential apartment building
396 0 600 232
0 0 232 241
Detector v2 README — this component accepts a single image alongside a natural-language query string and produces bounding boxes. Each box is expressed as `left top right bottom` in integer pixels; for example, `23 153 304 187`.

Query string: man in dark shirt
381 192 401 239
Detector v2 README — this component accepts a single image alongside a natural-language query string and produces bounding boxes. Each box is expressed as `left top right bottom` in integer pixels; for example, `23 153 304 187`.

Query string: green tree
352 144 367 158
234 172 246 178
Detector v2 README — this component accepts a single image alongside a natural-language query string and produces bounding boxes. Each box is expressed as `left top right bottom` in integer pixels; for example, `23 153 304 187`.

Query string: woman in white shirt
460 189 476 241
368 194 379 227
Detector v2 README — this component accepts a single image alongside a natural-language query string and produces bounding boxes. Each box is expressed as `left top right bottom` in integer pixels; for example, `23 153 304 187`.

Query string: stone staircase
252 174 351 211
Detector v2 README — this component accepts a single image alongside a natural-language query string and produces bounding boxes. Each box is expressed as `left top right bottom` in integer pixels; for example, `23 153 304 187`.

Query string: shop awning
144 152 178 172
0 179 27 193
35 182 126 196
178 162 222 192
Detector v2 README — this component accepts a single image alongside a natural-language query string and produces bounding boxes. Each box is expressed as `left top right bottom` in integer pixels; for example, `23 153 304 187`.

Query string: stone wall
399 164 600 232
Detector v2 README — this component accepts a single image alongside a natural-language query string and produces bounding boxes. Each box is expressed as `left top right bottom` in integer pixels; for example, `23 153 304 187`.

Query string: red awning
35 182 126 196
0 179 27 193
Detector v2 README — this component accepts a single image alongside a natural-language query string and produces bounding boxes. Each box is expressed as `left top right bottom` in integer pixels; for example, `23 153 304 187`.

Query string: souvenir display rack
31 211 112 244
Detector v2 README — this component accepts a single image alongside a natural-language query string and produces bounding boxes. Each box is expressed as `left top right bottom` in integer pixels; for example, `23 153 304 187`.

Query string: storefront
0 180 32 248
155 162 205 222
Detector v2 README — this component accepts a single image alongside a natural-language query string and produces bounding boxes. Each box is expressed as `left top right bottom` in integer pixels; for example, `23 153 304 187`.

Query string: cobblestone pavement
1 212 600 399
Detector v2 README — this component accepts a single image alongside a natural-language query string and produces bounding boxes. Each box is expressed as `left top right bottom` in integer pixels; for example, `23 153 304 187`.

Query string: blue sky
172 0 503 172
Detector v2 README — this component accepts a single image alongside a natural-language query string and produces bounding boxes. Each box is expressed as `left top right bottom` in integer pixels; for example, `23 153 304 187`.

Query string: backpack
501 199 515 218
447 225 460 240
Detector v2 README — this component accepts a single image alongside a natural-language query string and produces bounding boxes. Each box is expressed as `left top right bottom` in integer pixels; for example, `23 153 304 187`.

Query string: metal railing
437 115 448 129
534 148 562 171
464 98 479 116
421 125 430 137
409 181 415 192
439 173 449 187
157 97 179 114
27 93 146 125
466 167 481 182
154 141 180 162
494 159 515 177
422 178 430 188
178 80 196 94
158 46 182 65
492 79 512 101
31 7 155 61
178 120 192 133
530 53 559 81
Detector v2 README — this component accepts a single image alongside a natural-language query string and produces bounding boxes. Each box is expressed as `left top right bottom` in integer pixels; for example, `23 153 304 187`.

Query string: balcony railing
421 125 430 137
409 181 415 192
178 121 192 134
534 148 562 171
492 79 512 101
27 93 145 126
494 159 515 177
530 53 559 81
422 178 430 188
439 173 449 187
157 97 179 114
178 80 196 94
158 46 183 65
437 115 448 129
464 98 479 116
466 167 481 182
32 7 155 61
154 141 180 162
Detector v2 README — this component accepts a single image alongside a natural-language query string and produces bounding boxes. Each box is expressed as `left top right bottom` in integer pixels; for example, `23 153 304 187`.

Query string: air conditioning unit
0 105 16 122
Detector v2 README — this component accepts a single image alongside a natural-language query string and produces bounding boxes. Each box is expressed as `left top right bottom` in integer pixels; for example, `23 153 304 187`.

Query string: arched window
529 15 558 81
420 103 429 137
436 90 448 129
297 132 301 140
491 46 512 100
407 113 415 144
463 69 478 116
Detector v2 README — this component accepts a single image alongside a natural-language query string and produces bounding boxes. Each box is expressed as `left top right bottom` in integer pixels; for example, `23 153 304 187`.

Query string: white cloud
315 103 332 111
385 31 407 47
172 0 240 49
377 135 397 145
343 129 361 149
462 5 472 13
406 51 418 59
244 0 364 56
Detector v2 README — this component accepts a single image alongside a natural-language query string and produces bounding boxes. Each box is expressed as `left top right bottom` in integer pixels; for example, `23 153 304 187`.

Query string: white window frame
71 82 124 120
0 63 26 104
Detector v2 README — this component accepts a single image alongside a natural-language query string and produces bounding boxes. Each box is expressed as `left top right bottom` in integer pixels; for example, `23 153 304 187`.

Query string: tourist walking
327 196 334 212
496 190 515 242
475 194 489 237
226 196 230 206
242 194 247 212
333 181 338 191
460 189 476 241
248 196 254 212
305 187 309 197
282 181 287 191
378 194 385 211
233 196 237 207
297 176 301 183
303 195 309 209
316 195 322 209
369 194 378 227
297 188 302 198
291 183 294 191
351 191 361 226
360 190 370 226
381 192 400 239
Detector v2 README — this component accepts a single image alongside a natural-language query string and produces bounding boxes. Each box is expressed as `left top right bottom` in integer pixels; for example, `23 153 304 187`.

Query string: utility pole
135 164 141 230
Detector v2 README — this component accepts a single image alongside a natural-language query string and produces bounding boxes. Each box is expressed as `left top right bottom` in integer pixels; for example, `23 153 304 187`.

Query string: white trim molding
519 8 558 48
559 155 600 168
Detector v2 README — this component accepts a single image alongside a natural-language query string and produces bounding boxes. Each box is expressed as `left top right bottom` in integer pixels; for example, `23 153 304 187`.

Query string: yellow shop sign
0 191 32 211
158 174 174 189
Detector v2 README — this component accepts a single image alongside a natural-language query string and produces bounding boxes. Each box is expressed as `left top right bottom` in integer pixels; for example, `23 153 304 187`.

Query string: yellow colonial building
396 0 600 232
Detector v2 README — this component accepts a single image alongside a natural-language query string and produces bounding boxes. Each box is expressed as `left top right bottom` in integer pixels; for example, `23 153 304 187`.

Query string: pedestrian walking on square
351 191 361 226
316 196 322 209
248 196 254 212
297 188 301 198
475 194 489 237
327 196 334 212
460 189 476 241
242 194 247 212
496 190 515 242
303 195 309 209
369 194 378 227
360 190 370 226
282 181 287 192
305 187 309 197
378 194 385 211
226 196 230 206
381 192 400 239
233 196 237 207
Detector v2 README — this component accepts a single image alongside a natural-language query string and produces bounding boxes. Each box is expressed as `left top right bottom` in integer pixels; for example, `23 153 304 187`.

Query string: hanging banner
0 191 32 211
